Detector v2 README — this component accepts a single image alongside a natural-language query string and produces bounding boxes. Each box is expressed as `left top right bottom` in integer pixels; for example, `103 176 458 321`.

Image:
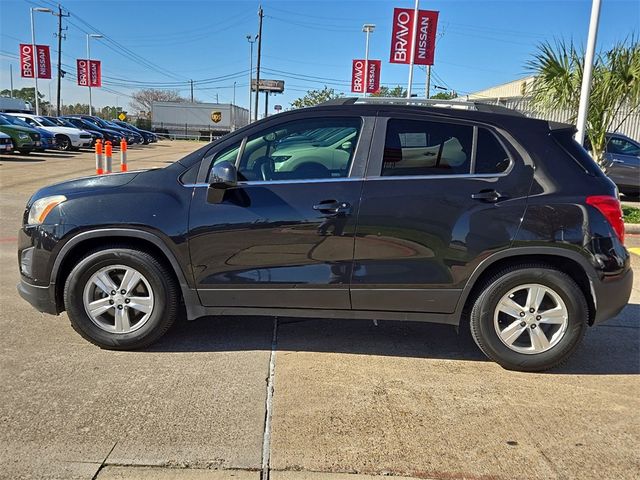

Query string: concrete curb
625 223 640 234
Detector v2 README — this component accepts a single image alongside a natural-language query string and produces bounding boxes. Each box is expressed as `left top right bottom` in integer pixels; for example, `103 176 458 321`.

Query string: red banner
365 60 381 93
35 45 51 79
351 59 366 93
77 59 89 86
19 44 34 78
77 59 101 87
351 59 382 93
389 8 415 64
351 59 382 94
414 10 439 65
89 60 101 87
389 8 439 65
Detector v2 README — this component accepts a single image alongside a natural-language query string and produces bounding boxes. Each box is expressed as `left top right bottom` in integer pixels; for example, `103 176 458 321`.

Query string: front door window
237 118 362 181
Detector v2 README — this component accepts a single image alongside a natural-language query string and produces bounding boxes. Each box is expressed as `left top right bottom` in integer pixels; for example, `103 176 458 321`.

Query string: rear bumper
592 267 634 324
17 278 59 315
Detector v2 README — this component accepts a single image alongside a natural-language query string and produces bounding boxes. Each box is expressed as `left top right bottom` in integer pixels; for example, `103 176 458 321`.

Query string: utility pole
254 5 263 121
9 64 13 97
190 79 194 102
575 0 602 145
54 4 69 116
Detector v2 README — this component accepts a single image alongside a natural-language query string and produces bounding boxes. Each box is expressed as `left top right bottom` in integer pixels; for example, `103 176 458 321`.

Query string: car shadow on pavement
146 303 639 375
0 155 46 162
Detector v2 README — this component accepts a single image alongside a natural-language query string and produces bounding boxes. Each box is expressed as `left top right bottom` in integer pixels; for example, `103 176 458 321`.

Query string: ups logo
211 111 222 123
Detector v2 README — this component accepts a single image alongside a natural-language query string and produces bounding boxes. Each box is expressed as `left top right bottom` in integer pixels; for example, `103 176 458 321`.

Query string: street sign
118 112 127 121
251 79 285 93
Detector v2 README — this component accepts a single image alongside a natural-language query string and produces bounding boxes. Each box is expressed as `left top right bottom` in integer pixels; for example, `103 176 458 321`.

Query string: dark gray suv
17 98 633 371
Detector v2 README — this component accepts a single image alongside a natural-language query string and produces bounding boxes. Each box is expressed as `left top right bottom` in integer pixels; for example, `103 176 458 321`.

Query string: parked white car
0 131 13 154
5 113 92 151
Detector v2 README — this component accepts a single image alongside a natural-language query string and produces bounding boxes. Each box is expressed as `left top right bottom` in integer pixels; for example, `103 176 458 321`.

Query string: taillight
586 195 624 244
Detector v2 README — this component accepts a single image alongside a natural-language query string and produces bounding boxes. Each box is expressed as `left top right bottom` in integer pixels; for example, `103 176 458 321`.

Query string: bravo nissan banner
351 59 381 94
19 44 52 78
389 8 439 65
35 45 51 79
77 59 102 87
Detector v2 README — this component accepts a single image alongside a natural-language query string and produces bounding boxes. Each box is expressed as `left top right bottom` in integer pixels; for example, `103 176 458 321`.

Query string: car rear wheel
57 135 72 151
469 264 588 372
63 247 178 350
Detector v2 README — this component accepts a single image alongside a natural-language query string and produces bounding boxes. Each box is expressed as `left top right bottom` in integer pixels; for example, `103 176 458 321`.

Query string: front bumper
17 277 59 315
592 267 634 324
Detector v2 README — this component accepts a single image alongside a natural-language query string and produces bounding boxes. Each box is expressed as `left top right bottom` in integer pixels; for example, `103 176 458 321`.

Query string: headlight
28 195 66 225
18 133 30 140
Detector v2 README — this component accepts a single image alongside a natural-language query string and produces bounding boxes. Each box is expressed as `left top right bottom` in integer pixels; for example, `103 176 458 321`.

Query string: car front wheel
57 135 72 151
63 247 178 350
470 264 588 372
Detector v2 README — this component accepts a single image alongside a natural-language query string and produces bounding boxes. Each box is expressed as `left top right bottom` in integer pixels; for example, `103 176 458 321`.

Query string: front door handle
471 189 504 203
313 200 352 216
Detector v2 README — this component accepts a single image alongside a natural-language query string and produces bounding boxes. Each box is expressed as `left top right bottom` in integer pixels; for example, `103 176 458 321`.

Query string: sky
0 0 638 115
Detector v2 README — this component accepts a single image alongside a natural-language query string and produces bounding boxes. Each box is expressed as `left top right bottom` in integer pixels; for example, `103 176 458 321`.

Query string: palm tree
527 39 640 166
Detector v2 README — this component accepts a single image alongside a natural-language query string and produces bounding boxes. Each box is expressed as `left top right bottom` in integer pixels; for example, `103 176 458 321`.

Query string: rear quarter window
475 128 511 174
552 131 604 177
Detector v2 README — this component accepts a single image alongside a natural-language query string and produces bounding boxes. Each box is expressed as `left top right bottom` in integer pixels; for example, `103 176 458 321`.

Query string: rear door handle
471 190 504 203
313 200 352 216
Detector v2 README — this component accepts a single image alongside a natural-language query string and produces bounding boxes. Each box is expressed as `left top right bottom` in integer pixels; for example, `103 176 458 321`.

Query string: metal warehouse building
460 76 639 141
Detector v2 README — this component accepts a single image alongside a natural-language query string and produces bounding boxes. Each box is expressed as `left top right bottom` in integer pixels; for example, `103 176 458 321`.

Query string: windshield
35 116 57 127
1 115 32 128
49 117 76 128
0 116 10 126
90 117 111 128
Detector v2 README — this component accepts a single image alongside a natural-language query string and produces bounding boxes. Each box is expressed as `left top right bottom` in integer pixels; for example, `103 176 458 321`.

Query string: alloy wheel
82 264 155 334
493 283 569 354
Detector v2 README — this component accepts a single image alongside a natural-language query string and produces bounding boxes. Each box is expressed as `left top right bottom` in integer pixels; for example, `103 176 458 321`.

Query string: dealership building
460 76 639 140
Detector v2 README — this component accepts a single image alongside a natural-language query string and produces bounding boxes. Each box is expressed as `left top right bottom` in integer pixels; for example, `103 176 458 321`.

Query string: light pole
30 7 52 115
86 33 102 115
362 24 375 97
575 0 602 145
246 34 257 123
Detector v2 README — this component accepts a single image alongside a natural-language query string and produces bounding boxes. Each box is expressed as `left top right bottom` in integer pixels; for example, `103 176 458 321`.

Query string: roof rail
318 96 524 116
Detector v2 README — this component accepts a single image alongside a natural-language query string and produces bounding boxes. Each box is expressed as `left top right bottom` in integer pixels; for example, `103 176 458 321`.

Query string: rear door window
382 119 473 176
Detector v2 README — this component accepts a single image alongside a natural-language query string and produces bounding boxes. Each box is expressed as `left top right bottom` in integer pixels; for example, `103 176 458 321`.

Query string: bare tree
130 89 187 116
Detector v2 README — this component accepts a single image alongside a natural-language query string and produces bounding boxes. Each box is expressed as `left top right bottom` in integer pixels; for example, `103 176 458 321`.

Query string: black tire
17 149 31 155
63 247 178 350
57 135 72 151
469 264 588 372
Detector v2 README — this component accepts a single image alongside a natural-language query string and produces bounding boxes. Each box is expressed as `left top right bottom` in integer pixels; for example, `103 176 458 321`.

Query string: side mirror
340 141 352 151
207 161 237 203
209 161 237 189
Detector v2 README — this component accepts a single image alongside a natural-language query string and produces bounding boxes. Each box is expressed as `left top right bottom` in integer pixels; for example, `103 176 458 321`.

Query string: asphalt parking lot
0 142 638 480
